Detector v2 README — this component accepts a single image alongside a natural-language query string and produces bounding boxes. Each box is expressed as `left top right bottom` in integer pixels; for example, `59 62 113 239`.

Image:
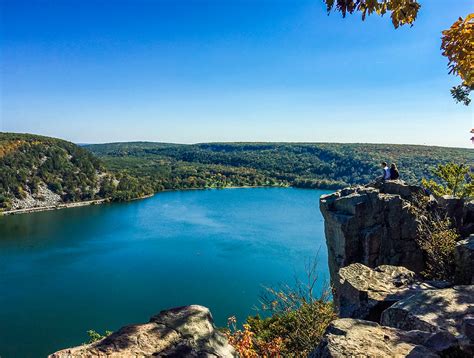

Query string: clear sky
1 0 473 147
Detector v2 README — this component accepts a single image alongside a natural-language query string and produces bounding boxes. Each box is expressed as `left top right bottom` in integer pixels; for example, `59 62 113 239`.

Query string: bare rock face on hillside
336 263 436 321
319 181 425 284
49 305 236 358
11 184 61 210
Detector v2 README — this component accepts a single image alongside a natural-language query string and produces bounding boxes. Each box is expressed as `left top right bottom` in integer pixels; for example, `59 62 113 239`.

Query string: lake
0 187 331 357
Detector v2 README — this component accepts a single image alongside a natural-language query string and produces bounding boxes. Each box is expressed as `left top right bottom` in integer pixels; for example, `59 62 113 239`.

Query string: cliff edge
314 180 474 357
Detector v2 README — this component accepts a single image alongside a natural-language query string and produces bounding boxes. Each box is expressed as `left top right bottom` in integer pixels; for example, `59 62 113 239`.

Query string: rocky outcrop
433 196 474 238
316 181 474 357
336 263 435 321
381 286 474 355
456 235 474 284
49 305 236 357
320 181 425 283
462 200 474 237
309 319 446 357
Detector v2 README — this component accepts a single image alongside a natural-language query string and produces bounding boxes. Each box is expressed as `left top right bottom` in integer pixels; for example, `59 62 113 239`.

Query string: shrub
416 216 458 281
410 195 459 281
85 329 112 344
224 257 336 357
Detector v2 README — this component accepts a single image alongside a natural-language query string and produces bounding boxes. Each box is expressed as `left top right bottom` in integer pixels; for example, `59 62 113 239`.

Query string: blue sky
1 0 473 147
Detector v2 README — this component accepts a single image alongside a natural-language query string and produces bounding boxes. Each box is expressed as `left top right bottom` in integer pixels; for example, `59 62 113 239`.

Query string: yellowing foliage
441 14 474 87
0 140 25 158
225 318 284 358
325 0 420 28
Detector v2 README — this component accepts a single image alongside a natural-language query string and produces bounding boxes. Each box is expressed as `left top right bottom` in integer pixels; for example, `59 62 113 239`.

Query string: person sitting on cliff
390 163 400 180
379 162 391 181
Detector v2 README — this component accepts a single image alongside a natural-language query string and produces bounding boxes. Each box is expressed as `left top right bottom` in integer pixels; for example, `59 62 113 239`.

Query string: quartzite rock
49 305 236 357
381 286 474 355
336 263 434 320
309 318 439 358
320 181 425 284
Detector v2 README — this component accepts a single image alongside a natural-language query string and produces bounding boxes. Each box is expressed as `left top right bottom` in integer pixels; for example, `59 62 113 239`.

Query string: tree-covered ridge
0 133 106 210
85 141 473 191
0 133 154 210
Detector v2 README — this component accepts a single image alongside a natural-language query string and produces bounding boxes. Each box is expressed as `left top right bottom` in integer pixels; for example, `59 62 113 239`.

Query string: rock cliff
314 181 474 357
319 181 425 283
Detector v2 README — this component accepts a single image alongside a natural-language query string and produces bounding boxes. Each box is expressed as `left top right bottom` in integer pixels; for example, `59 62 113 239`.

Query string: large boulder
49 305 236 357
455 235 474 285
309 318 441 357
336 263 435 320
381 286 474 355
462 200 474 237
372 179 425 200
320 181 425 284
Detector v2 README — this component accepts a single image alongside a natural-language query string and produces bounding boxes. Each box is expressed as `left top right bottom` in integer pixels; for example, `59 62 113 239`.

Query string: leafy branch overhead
325 0 420 28
441 14 474 105
325 1 473 105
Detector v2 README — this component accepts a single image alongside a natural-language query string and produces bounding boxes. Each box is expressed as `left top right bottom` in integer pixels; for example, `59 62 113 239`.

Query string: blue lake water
0 187 331 357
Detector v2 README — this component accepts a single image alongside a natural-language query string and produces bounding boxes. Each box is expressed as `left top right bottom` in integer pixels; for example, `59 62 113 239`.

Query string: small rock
462 315 474 341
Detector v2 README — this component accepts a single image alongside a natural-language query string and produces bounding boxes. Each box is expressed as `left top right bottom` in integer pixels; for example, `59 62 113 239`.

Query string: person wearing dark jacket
390 163 400 180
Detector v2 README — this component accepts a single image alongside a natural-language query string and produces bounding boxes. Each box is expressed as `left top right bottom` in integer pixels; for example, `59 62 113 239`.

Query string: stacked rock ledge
314 181 474 357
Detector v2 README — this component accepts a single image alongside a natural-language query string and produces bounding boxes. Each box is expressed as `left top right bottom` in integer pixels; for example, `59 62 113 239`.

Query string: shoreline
1 198 109 216
1 184 332 217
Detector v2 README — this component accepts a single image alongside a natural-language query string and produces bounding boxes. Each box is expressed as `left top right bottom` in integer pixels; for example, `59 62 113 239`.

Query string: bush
85 329 112 344
224 257 336 357
410 195 459 281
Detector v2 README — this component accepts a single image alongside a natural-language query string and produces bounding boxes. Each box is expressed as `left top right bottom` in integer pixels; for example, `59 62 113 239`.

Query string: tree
422 163 474 199
324 1 473 105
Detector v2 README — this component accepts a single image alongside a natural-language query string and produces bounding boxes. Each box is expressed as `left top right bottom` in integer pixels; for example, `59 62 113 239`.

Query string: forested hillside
0 133 153 211
86 142 473 191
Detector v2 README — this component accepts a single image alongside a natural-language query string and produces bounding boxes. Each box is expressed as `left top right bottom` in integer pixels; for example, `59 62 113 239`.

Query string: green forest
85 141 473 192
1 132 473 211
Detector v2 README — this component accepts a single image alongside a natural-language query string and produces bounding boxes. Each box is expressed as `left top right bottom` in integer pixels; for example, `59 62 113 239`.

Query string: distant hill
85 141 473 191
0 133 109 211
0 133 154 212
